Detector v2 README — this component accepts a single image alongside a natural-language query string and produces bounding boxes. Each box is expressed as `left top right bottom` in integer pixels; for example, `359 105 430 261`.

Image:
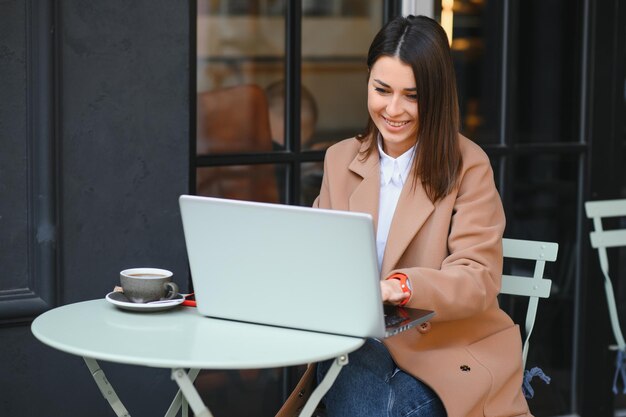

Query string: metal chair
500 237 559 398
585 198 626 393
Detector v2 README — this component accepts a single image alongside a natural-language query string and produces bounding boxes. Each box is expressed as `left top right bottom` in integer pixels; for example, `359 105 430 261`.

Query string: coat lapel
381 173 435 274
348 144 380 232
346 141 435 275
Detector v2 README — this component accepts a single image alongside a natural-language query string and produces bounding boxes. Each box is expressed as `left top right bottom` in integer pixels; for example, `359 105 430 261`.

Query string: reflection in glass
444 0 500 144
197 0 285 154
301 162 324 206
512 0 580 143
266 81 319 150
197 0 383 153
505 154 579 415
197 84 274 155
301 0 382 150
197 164 284 204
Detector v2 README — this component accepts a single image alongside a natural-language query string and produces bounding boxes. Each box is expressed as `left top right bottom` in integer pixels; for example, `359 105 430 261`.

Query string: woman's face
367 56 419 158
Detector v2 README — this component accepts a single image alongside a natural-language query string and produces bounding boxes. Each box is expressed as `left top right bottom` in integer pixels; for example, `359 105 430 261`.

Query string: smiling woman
358 15 462 203
278 15 531 417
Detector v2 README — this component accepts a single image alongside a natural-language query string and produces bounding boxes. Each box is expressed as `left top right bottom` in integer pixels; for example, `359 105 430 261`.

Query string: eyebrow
373 78 417 92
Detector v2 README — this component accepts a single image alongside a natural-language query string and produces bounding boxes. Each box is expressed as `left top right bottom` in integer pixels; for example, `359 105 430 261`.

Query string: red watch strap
386 272 411 306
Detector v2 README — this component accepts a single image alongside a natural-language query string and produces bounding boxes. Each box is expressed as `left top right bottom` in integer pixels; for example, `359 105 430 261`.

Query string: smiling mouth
383 116 410 128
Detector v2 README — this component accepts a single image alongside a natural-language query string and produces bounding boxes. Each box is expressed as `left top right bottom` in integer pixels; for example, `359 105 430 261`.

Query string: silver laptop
179 195 434 339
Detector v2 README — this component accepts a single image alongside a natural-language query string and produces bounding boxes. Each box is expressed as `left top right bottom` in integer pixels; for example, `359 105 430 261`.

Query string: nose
385 94 403 118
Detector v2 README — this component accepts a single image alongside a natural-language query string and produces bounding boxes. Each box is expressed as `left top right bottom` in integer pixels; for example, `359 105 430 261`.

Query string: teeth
384 117 409 127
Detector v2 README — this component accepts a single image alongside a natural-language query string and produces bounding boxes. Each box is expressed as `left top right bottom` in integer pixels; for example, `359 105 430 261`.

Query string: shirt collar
378 136 416 186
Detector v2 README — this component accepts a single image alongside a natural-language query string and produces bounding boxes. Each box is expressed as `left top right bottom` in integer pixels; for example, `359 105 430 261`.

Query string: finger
391 292 410 304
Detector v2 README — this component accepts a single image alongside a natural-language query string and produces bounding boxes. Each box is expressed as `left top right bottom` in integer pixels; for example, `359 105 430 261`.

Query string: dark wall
0 0 30 305
58 1 190 303
0 1 190 416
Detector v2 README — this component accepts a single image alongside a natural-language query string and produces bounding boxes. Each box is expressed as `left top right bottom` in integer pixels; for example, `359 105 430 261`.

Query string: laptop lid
179 195 432 339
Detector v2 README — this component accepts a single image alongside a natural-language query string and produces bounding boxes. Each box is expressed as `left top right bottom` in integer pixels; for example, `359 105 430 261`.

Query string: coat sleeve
393 153 506 322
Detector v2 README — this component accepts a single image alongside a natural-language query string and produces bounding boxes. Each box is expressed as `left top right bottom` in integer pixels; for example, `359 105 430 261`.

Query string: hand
380 279 410 305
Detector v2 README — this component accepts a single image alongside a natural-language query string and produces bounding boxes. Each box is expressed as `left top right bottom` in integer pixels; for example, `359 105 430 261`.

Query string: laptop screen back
179 195 386 338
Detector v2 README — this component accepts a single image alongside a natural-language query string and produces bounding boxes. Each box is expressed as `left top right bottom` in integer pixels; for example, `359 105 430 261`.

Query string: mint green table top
31 299 365 369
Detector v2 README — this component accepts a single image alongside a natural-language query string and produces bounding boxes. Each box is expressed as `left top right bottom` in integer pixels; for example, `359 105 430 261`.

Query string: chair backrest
584 198 626 351
501 238 559 368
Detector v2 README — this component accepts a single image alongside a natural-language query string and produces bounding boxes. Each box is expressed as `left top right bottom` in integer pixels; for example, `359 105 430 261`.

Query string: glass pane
197 0 285 155
621 134 626 414
196 164 284 204
195 368 283 417
443 0 501 144
300 1 382 150
617 215 626 343
505 154 580 415
301 161 324 206
512 0 582 143
488 154 502 192
622 132 626 198
620 131 626 404
265 80 320 152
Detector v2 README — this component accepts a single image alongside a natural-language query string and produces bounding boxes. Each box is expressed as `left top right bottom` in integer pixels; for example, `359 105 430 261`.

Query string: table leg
83 357 132 417
164 368 200 417
182 395 189 417
298 354 349 417
171 368 214 417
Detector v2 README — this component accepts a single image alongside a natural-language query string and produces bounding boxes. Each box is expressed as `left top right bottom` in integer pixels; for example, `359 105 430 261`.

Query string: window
194 1 384 413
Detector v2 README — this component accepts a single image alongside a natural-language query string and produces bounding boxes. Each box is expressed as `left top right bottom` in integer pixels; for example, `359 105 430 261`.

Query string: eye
374 87 388 94
406 94 418 101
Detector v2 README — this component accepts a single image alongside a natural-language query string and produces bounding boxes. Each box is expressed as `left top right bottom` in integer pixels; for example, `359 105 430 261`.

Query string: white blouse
376 139 416 271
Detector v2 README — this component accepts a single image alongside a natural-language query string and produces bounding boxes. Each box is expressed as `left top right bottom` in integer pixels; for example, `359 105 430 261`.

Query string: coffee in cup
119 267 179 303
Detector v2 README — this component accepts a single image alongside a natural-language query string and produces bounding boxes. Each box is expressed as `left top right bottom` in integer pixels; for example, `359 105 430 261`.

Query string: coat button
417 321 431 334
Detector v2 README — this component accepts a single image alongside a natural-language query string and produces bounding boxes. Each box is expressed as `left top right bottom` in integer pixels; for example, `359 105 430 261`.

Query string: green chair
585 198 626 393
500 237 559 398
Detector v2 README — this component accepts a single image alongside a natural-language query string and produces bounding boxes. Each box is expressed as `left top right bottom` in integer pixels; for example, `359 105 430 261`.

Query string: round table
32 299 364 417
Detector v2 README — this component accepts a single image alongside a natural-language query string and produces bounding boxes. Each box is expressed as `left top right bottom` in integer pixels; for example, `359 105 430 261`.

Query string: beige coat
278 135 531 417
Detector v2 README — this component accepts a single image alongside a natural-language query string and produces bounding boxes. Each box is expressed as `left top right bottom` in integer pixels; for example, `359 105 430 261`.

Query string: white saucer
105 291 185 312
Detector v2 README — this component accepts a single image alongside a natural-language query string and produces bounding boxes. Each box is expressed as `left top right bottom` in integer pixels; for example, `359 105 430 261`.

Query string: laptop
179 195 434 339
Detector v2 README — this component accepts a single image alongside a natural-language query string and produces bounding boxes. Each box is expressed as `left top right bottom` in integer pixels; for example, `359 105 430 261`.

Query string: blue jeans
317 339 447 417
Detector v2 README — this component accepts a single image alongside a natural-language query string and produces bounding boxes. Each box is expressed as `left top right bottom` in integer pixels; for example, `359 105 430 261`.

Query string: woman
278 15 530 417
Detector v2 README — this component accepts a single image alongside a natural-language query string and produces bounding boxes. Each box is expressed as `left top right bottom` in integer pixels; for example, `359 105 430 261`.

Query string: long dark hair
357 15 462 202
